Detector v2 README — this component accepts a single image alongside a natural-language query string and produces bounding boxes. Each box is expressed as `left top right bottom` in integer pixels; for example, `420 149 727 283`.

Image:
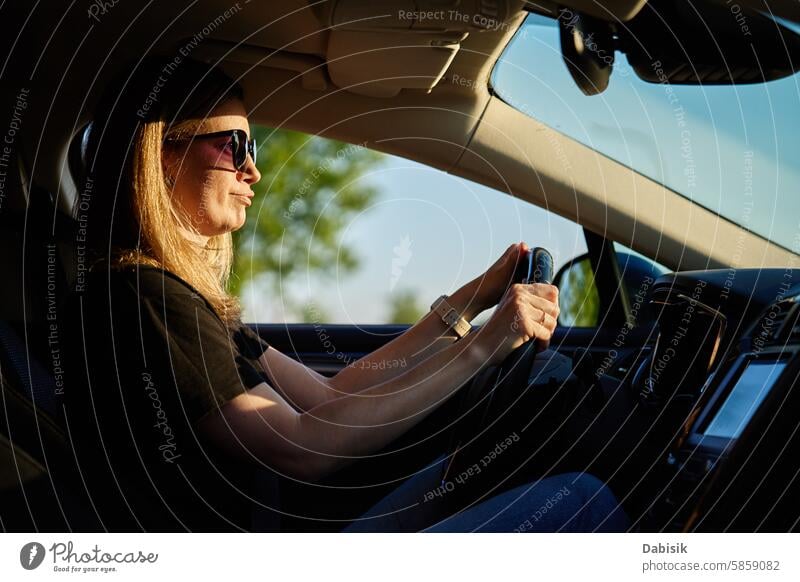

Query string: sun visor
326 30 466 97
324 0 523 97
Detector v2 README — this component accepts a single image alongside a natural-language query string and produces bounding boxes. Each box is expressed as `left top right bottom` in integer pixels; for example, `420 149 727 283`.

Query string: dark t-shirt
62 262 280 531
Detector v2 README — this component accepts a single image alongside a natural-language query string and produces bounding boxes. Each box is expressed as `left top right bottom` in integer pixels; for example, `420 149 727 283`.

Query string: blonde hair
83 56 244 323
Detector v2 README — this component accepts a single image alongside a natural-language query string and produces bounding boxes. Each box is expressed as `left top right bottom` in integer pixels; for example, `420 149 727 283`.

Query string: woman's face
163 98 261 239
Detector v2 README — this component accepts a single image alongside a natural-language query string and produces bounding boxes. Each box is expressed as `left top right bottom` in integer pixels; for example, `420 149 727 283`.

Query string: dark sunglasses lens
230 131 243 169
225 130 254 170
234 131 255 170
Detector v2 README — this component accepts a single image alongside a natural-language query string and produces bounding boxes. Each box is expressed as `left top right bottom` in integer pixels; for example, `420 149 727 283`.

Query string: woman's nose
240 153 261 185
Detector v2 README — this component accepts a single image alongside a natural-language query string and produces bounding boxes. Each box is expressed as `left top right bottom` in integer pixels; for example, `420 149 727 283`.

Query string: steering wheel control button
531 247 554 285
514 247 553 285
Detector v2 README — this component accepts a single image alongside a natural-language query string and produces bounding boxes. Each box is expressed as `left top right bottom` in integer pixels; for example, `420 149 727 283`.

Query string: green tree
386 289 424 324
559 259 600 327
231 127 385 315
299 300 331 324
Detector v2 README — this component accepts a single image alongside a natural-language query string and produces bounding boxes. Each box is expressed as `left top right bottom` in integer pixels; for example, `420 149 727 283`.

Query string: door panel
251 323 655 377
251 323 408 375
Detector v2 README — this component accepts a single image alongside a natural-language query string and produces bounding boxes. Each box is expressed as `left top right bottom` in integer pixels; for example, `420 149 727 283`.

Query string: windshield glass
491 13 800 252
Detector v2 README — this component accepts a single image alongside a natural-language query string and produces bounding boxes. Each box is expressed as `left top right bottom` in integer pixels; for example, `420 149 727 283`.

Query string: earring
165 175 175 188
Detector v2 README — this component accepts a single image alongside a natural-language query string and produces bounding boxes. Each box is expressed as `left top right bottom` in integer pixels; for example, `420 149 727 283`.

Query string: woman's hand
468 242 530 312
470 282 560 366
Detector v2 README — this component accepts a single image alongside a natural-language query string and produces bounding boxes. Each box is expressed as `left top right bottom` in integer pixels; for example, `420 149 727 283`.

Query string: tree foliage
231 127 384 309
386 289 425 324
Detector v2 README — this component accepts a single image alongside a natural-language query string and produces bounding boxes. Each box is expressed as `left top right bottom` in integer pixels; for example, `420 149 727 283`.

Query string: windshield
491 13 800 253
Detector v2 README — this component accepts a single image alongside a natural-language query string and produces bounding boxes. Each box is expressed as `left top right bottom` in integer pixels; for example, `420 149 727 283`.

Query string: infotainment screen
703 360 787 439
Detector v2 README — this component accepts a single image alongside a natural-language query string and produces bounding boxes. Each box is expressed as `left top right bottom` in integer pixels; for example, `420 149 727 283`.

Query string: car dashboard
634 268 800 531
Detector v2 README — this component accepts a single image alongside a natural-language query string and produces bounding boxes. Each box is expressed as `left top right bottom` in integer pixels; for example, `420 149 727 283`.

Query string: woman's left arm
259 243 528 409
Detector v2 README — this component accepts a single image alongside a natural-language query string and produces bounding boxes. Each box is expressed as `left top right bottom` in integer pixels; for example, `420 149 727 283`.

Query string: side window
555 241 668 327
238 128 587 324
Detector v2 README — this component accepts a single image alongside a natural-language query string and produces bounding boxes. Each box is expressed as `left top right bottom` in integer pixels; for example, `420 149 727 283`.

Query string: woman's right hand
471 283 560 366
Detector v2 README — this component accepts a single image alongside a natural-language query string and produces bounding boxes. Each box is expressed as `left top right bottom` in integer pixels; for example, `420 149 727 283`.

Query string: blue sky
244 155 587 323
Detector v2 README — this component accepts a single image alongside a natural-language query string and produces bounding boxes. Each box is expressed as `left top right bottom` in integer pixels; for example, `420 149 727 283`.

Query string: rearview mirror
551 0 800 94
620 0 800 86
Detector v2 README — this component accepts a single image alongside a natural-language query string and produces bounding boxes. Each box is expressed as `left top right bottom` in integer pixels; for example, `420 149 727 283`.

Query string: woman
63 55 627 532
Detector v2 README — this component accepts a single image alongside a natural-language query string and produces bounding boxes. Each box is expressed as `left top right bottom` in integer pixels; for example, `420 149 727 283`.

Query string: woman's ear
162 148 177 189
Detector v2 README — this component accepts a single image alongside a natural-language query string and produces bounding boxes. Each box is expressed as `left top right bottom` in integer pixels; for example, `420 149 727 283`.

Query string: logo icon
20 542 46 570
390 235 413 291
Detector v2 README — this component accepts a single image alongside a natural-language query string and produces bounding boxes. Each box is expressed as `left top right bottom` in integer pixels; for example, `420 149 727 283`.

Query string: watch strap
430 295 472 339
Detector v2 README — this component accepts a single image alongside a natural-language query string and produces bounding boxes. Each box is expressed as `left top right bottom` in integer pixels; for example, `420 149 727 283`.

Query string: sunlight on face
163 98 261 240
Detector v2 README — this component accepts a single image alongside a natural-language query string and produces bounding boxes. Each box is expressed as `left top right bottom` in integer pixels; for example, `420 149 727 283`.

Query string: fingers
510 306 555 342
508 297 558 325
516 241 530 262
503 282 558 300
499 242 522 270
503 283 560 316
528 294 560 319
504 241 528 262
527 282 559 303
504 283 560 342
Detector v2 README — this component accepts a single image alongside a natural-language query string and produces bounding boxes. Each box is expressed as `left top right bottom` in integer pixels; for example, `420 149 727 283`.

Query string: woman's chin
194 210 247 236
231 210 248 231
223 215 247 234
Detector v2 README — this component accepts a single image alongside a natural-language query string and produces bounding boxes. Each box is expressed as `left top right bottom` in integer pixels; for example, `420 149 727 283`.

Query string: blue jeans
343 455 629 532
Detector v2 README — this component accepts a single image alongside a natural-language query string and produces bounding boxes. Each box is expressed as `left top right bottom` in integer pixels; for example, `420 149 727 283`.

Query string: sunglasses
166 129 256 171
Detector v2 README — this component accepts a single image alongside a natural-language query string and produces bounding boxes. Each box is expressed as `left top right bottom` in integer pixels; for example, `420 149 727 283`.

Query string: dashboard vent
784 305 800 345
752 300 797 348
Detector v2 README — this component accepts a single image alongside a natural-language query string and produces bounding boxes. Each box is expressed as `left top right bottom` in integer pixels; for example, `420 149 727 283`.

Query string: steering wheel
439 248 563 502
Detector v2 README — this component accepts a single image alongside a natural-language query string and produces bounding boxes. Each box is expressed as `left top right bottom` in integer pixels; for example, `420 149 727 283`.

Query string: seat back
0 320 102 531
0 320 60 419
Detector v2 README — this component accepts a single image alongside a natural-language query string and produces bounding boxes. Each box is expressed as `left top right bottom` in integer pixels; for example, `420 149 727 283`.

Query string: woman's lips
232 192 253 206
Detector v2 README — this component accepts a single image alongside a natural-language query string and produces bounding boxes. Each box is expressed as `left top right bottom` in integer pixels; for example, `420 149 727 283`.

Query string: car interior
2 0 800 532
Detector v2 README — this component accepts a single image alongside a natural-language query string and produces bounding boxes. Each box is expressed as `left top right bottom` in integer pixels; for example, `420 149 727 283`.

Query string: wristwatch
430 295 472 339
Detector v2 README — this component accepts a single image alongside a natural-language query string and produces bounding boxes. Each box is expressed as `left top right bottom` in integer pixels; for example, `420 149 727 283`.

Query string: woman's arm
326 274 489 397
257 275 487 412
198 281 559 482
257 347 334 412
258 244 527 410
200 331 485 481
